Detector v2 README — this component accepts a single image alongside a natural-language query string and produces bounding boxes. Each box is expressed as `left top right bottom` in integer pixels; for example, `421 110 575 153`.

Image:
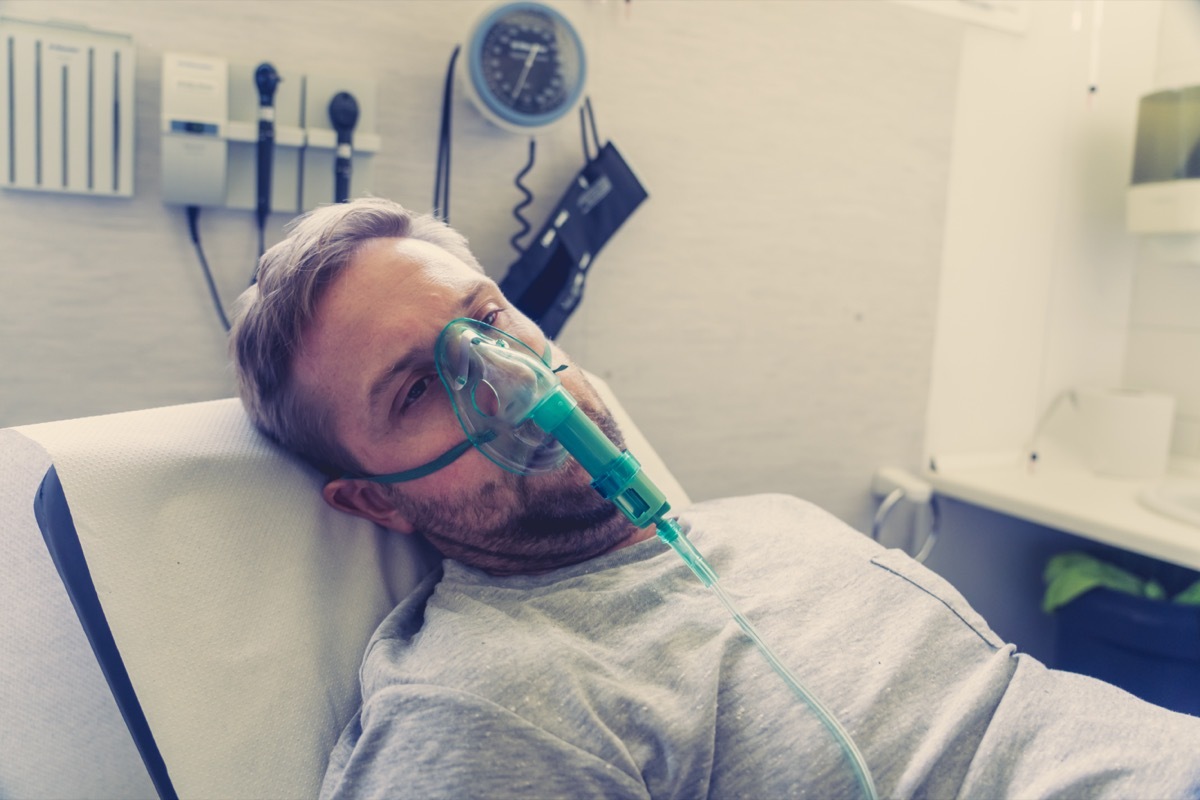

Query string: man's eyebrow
365 283 490 412
367 351 419 412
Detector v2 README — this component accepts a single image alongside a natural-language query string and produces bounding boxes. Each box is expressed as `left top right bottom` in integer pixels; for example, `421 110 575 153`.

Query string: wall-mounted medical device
1127 86 1200 260
434 2 644 340
301 74 378 210
226 59 304 215
459 1 588 133
0 16 136 197
161 54 229 207
160 52 377 211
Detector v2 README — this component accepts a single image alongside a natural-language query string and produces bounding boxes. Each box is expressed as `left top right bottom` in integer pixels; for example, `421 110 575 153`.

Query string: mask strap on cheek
340 431 498 484
542 342 568 375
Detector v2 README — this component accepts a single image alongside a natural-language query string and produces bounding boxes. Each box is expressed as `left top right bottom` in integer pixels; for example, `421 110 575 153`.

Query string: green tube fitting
529 386 669 529
656 517 718 586
529 388 620 477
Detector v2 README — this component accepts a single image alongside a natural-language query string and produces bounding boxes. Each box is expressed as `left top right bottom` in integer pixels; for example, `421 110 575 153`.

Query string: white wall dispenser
161 53 229 207
1127 86 1200 260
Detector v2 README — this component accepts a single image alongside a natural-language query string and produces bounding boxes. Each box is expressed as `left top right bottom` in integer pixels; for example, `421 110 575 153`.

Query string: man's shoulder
680 493 880 573
684 492 822 516
683 493 862 540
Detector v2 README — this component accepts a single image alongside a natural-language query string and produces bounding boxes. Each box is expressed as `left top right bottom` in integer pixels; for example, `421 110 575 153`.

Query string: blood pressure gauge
461 1 587 132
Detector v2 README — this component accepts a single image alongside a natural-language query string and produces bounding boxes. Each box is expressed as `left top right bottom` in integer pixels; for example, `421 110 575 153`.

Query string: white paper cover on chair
0 428 156 799
11 374 689 799
16 398 439 800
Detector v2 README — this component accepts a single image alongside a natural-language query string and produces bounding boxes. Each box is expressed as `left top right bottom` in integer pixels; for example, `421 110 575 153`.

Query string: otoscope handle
256 119 274 222
334 147 352 203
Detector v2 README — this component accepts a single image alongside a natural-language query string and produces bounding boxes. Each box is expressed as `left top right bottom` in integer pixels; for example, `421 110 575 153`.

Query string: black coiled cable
509 137 536 255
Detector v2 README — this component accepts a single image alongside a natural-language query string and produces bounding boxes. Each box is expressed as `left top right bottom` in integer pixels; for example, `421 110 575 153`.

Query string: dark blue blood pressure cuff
34 467 179 800
500 140 647 339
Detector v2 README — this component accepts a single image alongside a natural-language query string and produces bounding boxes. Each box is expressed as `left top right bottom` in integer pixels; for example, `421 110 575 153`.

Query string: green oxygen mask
434 318 569 476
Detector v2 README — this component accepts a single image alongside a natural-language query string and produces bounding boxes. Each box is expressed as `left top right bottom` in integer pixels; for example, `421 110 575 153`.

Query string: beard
387 391 640 575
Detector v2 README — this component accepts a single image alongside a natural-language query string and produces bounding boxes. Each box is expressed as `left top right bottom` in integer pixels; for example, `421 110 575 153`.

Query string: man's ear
322 479 415 534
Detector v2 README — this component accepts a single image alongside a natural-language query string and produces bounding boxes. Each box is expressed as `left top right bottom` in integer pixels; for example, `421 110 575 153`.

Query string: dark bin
1054 587 1200 716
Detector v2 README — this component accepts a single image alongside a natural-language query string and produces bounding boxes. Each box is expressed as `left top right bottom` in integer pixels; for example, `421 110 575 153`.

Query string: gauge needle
511 44 542 99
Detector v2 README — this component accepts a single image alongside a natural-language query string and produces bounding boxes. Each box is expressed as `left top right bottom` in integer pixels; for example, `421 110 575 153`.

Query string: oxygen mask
434 318 568 475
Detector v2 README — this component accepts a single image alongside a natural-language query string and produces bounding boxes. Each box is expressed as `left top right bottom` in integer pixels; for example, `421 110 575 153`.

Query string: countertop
925 452 1200 572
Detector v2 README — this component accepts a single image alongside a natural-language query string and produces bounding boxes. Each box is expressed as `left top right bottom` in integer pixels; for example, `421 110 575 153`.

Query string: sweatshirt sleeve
320 684 652 800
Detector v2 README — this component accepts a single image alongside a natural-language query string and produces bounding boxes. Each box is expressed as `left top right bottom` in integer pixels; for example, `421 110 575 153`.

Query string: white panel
90 41 114 194
1125 328 1200 418
892 0 1030 34
1174 415 1200 457
112 45 134 196
0 35 9 187
0 17 134 196
1130 258 1200 330
0 35 10 186
64 46 89 192
8 32 36 188
1154 0 1200 88
33 33 95 192
40 40 64 190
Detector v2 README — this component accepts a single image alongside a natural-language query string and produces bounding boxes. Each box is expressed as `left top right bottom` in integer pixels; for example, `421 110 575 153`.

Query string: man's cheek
427 449 511 494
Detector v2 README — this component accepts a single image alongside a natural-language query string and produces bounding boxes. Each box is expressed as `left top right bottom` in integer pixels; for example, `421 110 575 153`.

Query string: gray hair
229 197 484 476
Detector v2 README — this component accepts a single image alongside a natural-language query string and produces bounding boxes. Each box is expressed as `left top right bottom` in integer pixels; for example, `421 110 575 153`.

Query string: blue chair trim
34 466 179 800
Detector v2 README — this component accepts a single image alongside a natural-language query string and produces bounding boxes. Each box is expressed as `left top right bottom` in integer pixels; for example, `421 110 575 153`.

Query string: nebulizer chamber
435 319 877 800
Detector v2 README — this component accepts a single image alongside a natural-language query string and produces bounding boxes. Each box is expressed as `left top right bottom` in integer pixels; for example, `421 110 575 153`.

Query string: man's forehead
355 236 479 285
319 238 483 323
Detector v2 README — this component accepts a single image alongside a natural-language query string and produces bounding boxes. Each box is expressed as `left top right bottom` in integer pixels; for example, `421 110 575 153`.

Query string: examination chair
0 374 689 799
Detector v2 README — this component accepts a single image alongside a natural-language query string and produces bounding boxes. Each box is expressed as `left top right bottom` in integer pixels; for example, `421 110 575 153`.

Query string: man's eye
400 376 433 413
481 308 502 326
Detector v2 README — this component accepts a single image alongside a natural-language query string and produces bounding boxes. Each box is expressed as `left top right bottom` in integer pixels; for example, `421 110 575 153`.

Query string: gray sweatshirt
320 494 1200 799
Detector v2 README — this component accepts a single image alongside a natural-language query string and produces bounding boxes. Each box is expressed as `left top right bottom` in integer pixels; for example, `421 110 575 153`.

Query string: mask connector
526 385 670 530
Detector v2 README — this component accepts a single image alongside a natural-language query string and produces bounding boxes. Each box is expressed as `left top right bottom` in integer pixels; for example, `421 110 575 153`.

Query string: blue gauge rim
467 1 587 129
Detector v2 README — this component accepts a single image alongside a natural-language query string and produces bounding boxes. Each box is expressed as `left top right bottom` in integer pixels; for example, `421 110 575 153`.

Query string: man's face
295 236 635 574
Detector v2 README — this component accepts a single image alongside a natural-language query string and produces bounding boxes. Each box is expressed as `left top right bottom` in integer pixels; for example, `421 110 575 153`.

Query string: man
232 198 1200 799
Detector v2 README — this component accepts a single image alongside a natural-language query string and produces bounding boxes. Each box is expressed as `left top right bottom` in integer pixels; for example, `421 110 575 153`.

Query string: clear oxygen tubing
522 382 879 800
654 517 879 800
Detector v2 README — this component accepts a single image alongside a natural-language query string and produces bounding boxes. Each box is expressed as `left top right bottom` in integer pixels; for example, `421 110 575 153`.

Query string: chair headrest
17 398 438 799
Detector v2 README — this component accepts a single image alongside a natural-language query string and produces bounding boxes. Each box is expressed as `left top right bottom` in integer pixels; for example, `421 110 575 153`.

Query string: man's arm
960 656 1200 797
320 685 652 800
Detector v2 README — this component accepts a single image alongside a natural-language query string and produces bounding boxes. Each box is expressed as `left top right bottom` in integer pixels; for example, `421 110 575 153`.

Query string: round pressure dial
463 2 586 132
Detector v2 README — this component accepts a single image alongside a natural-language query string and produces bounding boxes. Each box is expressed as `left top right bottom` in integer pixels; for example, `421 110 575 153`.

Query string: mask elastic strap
342 431 497 484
